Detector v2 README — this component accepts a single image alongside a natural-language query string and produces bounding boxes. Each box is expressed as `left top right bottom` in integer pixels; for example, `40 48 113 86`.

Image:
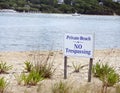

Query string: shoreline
0 48 120 53
0 10 119 16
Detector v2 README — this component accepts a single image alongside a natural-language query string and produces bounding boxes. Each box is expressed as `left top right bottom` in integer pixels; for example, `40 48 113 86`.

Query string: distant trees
64 0 72 4
0 0 120 15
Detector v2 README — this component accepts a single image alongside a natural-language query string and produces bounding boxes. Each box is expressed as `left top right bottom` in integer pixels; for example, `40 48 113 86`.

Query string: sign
64 33 94 58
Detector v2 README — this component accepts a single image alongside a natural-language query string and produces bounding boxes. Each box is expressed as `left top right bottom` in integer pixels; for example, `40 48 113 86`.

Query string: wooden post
64 56 67 79
88 58 93 82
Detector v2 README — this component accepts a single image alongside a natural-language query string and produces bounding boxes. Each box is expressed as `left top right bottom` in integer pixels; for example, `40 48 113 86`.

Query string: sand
0 49 120 93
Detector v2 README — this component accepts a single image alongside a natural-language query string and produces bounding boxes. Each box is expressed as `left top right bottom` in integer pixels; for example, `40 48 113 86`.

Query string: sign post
64 56 67 79
64 33 94 81
88 58 93 82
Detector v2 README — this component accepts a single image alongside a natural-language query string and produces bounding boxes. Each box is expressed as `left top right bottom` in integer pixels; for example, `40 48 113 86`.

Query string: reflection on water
0 13 120 51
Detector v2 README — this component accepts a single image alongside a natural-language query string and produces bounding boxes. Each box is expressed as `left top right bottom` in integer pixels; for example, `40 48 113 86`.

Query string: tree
64 0 72 5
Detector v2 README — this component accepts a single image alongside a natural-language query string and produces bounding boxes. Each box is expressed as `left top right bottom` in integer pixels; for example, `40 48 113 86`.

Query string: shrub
24 70 43 86
100 71 119 93
33 51 56 78
34 61 55 78
24 61 33 72
106 71 119 86
0 77 8 93
0 61 12 74
72 62 82 73
14 73 24 85
72 62 87 73
16 70 43 86
92 62 115 77
51 81 72 93
92 62 102 77
92 62 119 93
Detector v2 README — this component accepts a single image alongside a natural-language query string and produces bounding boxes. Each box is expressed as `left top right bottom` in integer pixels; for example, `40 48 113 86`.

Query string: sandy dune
0 49 120 93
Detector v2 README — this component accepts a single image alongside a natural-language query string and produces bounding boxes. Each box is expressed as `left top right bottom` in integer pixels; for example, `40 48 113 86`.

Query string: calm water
0 13 120 51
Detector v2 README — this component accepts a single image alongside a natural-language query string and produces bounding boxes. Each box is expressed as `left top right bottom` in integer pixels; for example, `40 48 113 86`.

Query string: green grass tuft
24 61 33 72
92 62 120 93
52 80 72 93
0 77 8 93
0 61 12 74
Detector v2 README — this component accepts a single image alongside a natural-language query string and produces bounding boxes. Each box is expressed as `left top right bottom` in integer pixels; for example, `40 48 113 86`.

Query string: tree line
0 0 120 15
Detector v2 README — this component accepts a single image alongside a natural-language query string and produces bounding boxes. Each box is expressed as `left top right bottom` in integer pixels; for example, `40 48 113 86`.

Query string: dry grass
115 83 120 93
29 50 56 79
36 79 117 93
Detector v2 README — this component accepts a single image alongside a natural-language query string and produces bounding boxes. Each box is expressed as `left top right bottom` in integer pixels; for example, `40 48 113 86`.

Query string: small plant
92 62 120 93
101 71 119 93
33 51 56 78
106 71 119 86
22 70 43 86
92 62 102 77
15 70 43 86
14 73 24 85
92 62 115 77
0 61 12 74
51 81 72 93
72 62 87 73
26 70 43 85
34 61 55 78
0 77 8 93
24 61 33 72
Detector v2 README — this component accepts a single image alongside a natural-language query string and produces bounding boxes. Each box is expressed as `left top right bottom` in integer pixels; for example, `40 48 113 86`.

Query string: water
0 13 120 51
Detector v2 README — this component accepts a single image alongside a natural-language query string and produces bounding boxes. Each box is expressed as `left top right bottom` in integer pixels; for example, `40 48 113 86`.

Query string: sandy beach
0 49 120 93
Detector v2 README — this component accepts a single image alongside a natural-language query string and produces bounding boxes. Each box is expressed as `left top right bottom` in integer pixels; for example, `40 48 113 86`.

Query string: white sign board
64 33 94 58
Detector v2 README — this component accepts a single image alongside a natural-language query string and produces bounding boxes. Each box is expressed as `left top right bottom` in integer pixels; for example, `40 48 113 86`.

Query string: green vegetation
14 73 24 85
0 0 120 15
33 51 55 79
14 51 55 86
50 80 107 93
0 61 12 74
0 77 8 93
28 50 56 79
34 59 55 79
51 81 72 93
72 62 85 73
24 61 33 72
15 71 43 86
92 62 120 93
22 70 43 86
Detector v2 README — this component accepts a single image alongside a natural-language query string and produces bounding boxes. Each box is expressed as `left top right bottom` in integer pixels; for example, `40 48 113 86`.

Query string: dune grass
24 61 33 72
0 77 8 93
31 51 56 79
0 61 12 74
92 62 119 93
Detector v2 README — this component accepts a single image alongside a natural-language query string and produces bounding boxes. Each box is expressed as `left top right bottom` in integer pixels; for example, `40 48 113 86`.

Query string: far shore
0 9 119 16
